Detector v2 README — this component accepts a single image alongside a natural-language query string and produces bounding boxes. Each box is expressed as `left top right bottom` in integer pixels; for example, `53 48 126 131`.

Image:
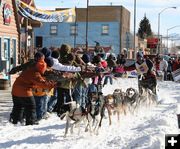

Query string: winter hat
35 60 47 74
60 44 71 57
82 53 90 64
45 57 54 67
51 50 60 59
34 52 45 62
41 47 51 58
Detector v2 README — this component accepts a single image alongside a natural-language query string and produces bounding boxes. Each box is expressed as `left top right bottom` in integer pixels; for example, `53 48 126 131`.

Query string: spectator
167 58 173 81
159 57 168 81
33 57 54 121
10 53 56 125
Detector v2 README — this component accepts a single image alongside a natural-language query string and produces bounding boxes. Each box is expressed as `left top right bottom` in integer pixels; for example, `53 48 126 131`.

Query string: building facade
34 6 130 55
0 0 20 79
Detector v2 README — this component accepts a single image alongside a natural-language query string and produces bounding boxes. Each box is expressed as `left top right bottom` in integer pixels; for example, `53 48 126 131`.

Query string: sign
147 37 158 49
135 62 149 75
127 70 138 78
3 3 12 25
147 38 158 44
16 0 76 22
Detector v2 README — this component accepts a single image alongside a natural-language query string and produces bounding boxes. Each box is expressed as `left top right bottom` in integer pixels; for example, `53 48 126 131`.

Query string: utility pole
133 0 136 59
85 0 89 52
74 7 77 49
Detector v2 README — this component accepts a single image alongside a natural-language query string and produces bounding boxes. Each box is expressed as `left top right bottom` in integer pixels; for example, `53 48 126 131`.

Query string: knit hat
41 47 51 58
82 53 90 64
34 52 45 62
35 60 47 74
45 57 54 67
51 50 60 59
60 44 71 57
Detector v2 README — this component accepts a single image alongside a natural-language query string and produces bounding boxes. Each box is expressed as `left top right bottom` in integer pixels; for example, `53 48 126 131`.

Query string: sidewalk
0 88 13 124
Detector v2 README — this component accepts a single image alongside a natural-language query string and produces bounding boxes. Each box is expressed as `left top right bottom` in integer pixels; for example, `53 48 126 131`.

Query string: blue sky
34 0 180 40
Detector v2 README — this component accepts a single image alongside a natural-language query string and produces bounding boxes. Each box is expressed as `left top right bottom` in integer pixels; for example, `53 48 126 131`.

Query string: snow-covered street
0 78 180 149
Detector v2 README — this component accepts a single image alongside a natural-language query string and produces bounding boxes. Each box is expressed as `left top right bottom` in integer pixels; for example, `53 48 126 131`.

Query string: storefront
0 0 20 80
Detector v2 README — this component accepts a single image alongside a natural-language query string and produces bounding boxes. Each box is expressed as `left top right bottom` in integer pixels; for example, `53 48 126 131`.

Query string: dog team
8 44 159 137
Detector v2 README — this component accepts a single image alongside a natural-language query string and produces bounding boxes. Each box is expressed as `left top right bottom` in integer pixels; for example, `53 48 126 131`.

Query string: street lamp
157 6 176 54
167 25 180 53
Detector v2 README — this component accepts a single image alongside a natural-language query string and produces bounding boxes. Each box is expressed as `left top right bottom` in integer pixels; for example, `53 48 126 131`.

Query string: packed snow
0 78 180 149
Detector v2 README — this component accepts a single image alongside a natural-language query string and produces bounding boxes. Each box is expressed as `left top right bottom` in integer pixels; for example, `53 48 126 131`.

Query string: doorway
36 36 43 48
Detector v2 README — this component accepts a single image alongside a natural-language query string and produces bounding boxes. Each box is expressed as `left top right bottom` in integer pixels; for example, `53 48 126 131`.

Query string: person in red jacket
11 52 56 125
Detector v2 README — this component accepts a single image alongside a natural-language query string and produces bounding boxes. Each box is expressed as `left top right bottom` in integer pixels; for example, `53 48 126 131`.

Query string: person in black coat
125 52 157 95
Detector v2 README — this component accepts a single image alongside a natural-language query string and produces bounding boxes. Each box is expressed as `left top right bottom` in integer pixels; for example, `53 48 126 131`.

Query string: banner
16 0 76 22
126 70 138 78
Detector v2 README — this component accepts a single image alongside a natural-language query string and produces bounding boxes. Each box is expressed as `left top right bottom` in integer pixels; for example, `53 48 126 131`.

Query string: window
70 24 78 35
102 24 109 35
3 38 10 60
50 24 58 35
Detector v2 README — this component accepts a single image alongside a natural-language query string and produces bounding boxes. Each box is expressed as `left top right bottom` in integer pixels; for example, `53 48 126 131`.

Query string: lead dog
85 92 105 135
105 89 127 125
